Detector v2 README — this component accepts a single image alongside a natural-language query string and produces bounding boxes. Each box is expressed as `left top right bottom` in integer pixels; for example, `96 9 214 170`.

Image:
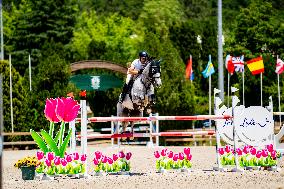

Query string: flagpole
277 55 281 127
209 55 212 145
260 72 263 107
242 71 245 106
9 54 14 133
227 73 230 107
29 54 32 91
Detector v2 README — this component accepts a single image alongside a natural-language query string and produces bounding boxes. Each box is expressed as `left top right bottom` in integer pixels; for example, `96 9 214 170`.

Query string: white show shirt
126 59 144 84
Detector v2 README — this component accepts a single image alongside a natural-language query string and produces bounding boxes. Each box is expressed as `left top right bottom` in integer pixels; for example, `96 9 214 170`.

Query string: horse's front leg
130 121 135 141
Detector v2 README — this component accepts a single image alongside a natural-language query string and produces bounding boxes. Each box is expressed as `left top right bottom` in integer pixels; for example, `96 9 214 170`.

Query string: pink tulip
243 146 250 154
126 152 132 160
236 148 242 156
55 97 80 122
271 150 277 159
47 152 55 161
108 158 114 164
81 154 87 162
161 149 167 156
119 151 125 158
167 151 173 158
225 145 231 153
45 159 52 167
95 151 102 160
102 156 108 163
262 149 268 158
250 147 256 155
112 154 118 161
93 158 99 165
61 158 67 166
73 152 79 160
36 151 44 160
183 148 191 156
218 148 225 155
186 154 192 161
179 152 184 160
154 151 160 159
267 144 274 153
54 157 61 165
65 154 72 162
256 151 262 158
173 154 179 161
44 98 60 123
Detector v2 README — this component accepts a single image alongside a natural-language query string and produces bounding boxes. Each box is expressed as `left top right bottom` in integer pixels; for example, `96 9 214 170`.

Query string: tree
0 60 31 132
69 11 144 64
6 0 78 75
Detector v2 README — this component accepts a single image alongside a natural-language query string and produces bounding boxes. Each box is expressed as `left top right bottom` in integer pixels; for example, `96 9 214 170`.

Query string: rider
119 51 149 103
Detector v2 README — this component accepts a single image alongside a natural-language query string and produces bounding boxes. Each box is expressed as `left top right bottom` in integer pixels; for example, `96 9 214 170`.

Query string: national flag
225 55 234 74
185 55 193 80
246 57 264 75
232 55 244 72
202 60 215 78
275 58 284 74
190 72 194 81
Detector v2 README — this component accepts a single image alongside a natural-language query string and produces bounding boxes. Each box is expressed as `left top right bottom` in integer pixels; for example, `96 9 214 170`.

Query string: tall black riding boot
119 83 128 103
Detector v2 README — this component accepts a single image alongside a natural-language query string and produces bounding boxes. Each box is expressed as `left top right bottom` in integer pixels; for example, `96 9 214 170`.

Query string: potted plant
35 151 87 178
154 148 192 173
14 156 39 180
93 150 132 175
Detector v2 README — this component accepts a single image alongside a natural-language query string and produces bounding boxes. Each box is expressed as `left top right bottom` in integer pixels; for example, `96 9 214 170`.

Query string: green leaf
30 129 49 153
54 130 60 145
59 128 72 157
41 129 60 156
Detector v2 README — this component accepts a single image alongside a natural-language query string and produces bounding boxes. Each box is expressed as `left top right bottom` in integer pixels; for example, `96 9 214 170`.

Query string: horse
116 58 162 137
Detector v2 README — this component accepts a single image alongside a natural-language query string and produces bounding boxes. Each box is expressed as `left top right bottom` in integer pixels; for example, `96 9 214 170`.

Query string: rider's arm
127 66 139 75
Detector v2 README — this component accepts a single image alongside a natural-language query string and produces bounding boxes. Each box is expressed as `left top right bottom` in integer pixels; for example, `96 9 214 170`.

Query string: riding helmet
139 51 148 58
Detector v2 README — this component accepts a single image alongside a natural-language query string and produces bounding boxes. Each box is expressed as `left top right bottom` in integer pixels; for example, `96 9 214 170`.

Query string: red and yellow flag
185 55 193 80
246 57 264 75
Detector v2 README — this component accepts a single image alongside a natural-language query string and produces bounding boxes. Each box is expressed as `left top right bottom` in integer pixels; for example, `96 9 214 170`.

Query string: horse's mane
142 57 156 75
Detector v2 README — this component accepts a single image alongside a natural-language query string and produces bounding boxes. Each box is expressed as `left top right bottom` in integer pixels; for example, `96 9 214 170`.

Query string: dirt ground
3 146 284 189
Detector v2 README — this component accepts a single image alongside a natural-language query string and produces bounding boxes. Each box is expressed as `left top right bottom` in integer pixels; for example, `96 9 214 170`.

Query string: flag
232 55 244 72
225 55 234 74
190 72 194 81
185 55 193 80
275 58 284 74
246 57 264 75
225 55 245 74
202 60 215 78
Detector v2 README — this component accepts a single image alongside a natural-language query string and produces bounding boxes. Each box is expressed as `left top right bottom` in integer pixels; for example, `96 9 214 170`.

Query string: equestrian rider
119 51 149 103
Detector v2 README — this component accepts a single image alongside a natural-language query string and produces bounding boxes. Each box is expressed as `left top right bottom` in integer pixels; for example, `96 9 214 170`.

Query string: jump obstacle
68 87 284 175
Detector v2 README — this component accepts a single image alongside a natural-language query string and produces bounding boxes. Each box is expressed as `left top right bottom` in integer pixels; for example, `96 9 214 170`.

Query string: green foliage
69 11 143 63
0 60 31 133
30 130 48 153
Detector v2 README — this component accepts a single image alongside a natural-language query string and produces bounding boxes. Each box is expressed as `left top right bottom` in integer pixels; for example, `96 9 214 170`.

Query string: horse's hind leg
129 121 135 141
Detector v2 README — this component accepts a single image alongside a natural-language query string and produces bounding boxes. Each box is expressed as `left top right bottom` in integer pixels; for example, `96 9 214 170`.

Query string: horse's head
144 59 162 88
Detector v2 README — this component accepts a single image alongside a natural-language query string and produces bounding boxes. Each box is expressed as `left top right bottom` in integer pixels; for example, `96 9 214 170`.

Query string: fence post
155 113 159 146
80 100 88 176
111 115 114 146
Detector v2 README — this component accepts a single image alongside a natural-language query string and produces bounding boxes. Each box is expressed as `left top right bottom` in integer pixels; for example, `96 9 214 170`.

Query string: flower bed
154 148 192 172
93 150 132 175
218 144 281 169
35 151 87 175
